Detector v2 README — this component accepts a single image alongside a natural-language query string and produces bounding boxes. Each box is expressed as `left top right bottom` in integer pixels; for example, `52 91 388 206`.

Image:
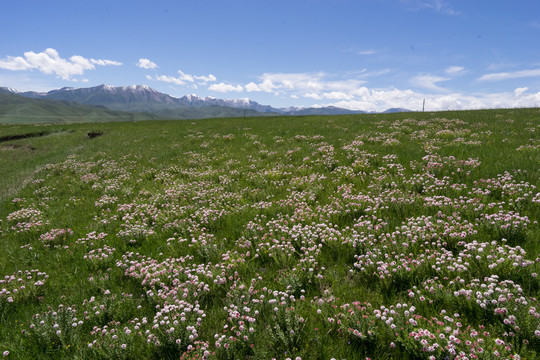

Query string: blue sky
1 0 539 111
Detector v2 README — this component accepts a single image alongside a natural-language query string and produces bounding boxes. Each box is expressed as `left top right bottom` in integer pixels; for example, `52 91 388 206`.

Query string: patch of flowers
6 207 47 233
0 269 47 315
39 228 74 248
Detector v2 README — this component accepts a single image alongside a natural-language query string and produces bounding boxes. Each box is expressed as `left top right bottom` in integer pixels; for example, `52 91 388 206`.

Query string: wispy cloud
90 59 122 66
410 74 449 91
445 66 466 75
358 69 392 78
357 49 377 55
477 68 540 81
487 62 515 71
402 0 460 16
0 48 121 80
137 58 158 69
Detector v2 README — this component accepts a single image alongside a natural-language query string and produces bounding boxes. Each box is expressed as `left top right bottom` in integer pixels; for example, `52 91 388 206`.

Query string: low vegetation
0 109 539 359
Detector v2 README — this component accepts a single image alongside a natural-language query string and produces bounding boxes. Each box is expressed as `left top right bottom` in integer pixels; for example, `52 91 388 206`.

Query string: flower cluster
0 269 47 307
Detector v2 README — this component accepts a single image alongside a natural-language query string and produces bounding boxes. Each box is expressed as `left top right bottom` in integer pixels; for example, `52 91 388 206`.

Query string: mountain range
0 90 158 124
0 84 411 121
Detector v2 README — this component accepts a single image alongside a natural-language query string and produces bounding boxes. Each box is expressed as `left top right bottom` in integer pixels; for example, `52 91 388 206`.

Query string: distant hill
0 91 155 124
382 107 413 113
36 85 179 109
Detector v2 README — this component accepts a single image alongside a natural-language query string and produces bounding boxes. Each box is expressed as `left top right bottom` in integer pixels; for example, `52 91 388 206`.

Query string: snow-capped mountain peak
120 84 155 92
102 84 116 92
1 87 20 94
185 94 202 101
230 98 251 105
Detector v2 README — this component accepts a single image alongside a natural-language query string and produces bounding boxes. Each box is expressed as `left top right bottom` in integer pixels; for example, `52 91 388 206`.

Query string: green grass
0 108 539 359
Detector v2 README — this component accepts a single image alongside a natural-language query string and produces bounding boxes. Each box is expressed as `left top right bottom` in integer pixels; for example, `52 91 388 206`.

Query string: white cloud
154 74 186 85
304 93 322 100
0 56 30 70
445 66 466 75
0 48 121 80
245 82 261 92
208 82 244 92
176 70 217 84
325 79 367 91
245 79 279 93
195 74 217 83
322 91 355 100
177 70 195 83
477 68 540 81
137 58 158 69
91 59 122 66
514 87 528 96
151 70 217 86
410 74 449 91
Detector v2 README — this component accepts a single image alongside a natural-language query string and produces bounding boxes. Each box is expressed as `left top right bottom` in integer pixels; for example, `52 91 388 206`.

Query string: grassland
0 109 539 359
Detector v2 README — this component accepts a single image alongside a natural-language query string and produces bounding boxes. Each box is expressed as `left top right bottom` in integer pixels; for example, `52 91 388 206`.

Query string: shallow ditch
0 131 49 142
0 129 77 143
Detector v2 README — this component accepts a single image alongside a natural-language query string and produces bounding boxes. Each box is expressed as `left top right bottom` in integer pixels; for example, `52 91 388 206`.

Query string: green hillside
153 104 278 119
0 92 155 124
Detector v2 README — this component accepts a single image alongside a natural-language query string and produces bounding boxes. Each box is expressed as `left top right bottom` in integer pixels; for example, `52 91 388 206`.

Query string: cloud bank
215 70 540 112
320 87 540 112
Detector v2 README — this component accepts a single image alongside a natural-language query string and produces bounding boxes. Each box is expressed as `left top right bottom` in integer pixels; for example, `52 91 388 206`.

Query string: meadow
0 109 539 359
